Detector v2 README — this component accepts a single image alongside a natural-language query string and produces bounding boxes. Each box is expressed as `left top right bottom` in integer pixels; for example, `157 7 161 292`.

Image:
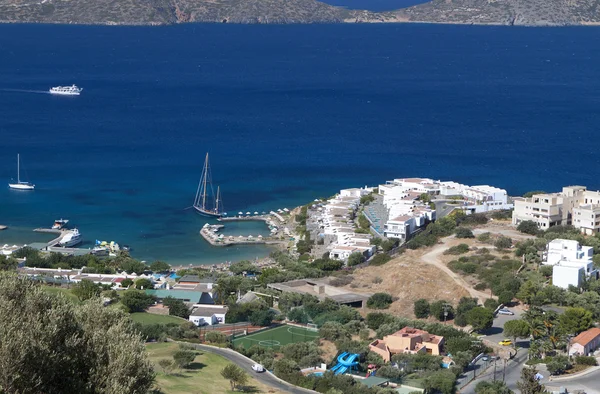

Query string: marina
200 212 294 247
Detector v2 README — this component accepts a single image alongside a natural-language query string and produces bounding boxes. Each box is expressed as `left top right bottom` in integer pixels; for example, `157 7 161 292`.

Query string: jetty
200 224 288 247
33 228 66 247
32 228 90 255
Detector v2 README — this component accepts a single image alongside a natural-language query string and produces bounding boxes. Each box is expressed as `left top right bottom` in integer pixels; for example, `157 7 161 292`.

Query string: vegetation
475 380 514 394
517 220 540 235
413 299 430 318
369 253 391 266
0 274 154 393
163 296 191 319
455 227 474 239
120 290 156 312
347 252 365 267
220 364 249 391
443 243 470 255
71 279 102 301
367 293 393 309
466 307 494 331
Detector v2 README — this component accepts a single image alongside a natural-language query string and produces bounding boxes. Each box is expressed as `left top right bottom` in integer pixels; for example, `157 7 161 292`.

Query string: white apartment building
543 239 598 289
512 186 600 233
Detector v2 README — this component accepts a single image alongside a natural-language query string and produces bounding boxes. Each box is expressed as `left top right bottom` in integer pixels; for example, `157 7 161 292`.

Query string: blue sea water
1 24 599 265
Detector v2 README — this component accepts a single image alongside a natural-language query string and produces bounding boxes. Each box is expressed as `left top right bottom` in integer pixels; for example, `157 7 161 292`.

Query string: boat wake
0 88 50 94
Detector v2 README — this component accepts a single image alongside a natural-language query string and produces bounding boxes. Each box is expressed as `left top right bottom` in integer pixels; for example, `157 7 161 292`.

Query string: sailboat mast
215 186 220 213
17 154 20 183
201 153 209 210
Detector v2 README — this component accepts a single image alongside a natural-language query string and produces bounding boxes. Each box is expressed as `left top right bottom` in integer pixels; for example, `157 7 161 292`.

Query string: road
541 364 600 394
192 343 317 394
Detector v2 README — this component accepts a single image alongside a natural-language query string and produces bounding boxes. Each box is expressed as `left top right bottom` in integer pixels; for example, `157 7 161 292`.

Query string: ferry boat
49 85 83 96
8 154 34 190
193 153 226 218
59 229 82 247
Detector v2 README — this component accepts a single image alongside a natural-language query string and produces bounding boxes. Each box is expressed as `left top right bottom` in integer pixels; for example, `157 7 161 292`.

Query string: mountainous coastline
0 0 599 26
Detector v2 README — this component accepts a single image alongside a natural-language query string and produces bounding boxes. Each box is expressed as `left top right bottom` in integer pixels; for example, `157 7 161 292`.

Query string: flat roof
358 376 390 388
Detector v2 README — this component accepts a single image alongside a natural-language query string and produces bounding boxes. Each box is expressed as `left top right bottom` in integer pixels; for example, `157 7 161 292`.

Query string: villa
543 239 598 289
369 327 444 362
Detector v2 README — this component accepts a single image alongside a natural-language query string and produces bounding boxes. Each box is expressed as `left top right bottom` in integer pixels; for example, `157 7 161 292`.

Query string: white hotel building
543 239 598 289
512 186 600 234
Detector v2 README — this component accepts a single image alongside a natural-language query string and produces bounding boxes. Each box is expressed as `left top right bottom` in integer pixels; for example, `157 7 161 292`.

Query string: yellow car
499 339 512 346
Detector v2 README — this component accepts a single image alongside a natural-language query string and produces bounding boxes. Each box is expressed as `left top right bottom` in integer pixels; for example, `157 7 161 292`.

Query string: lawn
130 312 188 326
41 286 81 303
232 324 320 350
146 342 281 394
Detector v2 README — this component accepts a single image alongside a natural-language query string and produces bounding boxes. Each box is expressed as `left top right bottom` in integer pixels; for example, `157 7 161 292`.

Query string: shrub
455 227 474 238
547 356 571 375
205 331 227 344
494 236 513 250
372 276 383 284
320 322 350 341
367 293 393 309
575 356 597 366
430 300 454 322
444 244 470 255
370 254 392 266
484 298 500 310
347 252 366 267
413 299 430 319
330 276 354 287
517 220 540 235
359 329 370 341
173 349 196 368
477 232 492 243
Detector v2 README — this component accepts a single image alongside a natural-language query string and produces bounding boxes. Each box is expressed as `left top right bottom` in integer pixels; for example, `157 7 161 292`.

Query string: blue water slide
330 352 360 376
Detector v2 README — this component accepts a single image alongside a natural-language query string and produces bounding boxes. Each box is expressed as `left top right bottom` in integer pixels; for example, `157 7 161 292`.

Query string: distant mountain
0 0 598 26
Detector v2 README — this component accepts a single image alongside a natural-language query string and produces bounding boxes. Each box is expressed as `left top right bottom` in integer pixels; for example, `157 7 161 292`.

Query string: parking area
481 306 528 348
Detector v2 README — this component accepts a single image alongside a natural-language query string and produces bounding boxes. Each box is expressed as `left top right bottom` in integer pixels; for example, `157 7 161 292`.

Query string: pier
200 223 288 247
33 228 66 247
32 228 90 255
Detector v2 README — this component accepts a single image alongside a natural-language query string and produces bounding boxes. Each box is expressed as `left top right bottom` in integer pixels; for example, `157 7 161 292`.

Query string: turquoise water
1 24 599 264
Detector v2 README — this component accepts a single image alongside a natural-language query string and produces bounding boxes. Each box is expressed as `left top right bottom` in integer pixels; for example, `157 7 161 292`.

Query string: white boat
52 219 69 230
59 229 82 247
49 84 83 96
193 153 225 218
8 154 34 190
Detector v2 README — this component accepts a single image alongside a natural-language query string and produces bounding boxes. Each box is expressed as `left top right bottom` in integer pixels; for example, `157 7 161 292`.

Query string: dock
200 224 287 247
32 228 90 255
34 228 66 247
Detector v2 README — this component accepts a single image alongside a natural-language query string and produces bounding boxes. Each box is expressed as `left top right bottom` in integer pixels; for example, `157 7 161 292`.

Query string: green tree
517 280 543 305
503 320 531 348
319 322 350 341
135 278 153 290
430 300 454 322
119 259 148 275
413 299 430 318
547 356 571 376
220 363 249 391
120 290 156 312
287 308 309 324
72 279 101 301
494 236 513 250
523 191 546 198
162 296 190 319
466 307 494 331
205 331 227 344
517 367 547 394
347 252 366 267
424 370 456 394
370 254 391 266
249 309 276 326
455 227 474 238
158 359 174 374
517 221 540 235
0 255 18 271
172 349 196 368
149 261 170 273
475 380 514 394
0 274 154 393
559 307 593 335
367 293 393 309
120 278 133 288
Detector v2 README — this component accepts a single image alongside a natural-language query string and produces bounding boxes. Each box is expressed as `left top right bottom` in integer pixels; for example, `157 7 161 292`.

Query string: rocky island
0 0 599 26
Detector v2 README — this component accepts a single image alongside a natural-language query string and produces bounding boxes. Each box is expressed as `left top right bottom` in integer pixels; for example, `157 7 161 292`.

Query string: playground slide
331 352 360 376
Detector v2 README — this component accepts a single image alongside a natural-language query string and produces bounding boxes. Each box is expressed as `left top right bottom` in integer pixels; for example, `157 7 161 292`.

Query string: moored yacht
8 154 34 190
59 229 82 247
52 219 69 230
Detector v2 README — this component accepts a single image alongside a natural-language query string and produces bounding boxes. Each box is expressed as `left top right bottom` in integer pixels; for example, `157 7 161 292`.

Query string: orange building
369 327 444 362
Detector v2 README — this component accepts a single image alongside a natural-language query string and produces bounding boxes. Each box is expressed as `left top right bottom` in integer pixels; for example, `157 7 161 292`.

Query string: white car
497 309 514 315
252 363 264 372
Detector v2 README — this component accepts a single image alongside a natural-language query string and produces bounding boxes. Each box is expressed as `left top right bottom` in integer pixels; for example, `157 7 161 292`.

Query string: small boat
193 153 225 218
52 219 69 230
8 154 35 190
49 84 83 96
59 229 82 247
91 246 109 256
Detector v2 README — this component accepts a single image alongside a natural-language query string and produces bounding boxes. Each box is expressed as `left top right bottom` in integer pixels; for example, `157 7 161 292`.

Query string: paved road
541 364 600 394
460 349 529 393
193 343 317 394
481 307 526 346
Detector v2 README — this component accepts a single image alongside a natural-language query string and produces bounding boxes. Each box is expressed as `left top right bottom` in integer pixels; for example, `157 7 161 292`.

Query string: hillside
0 0 599 25
396 0 600 26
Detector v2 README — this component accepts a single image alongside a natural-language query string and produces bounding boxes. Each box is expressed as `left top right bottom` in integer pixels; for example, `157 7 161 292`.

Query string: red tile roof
572 328 600 346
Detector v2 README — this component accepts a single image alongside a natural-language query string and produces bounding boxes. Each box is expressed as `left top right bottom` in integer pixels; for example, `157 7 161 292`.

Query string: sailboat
193 153 225 218
8 154 35 190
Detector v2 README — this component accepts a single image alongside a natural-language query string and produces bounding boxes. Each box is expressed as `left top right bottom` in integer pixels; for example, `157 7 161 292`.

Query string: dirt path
420 236 493 301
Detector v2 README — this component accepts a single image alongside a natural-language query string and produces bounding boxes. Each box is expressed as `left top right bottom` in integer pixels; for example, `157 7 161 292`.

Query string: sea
0 23 599 266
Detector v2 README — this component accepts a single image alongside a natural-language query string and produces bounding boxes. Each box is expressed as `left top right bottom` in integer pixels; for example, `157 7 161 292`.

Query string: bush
455 227 474 238
205 331 227 344
320 322 350 341
367 293 393 309
494 236 513 250
347 252 366 267
517 220 540 235
430 301 454 322
575 356 598 366
484 298 500 310
547 356 571 375
376 365 403 380
329 276 354 287
477 232 492 243
370 254 391 266
413 299 430 319
173 349 196 368
444 244 470 255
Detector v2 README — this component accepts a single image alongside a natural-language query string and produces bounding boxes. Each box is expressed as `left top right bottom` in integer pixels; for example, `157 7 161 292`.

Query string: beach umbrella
283 208 289 212
254 211 259 215
238 211 243 215
246 211 251 215
248 235 253 239
258 235 263 238
262 211 266 215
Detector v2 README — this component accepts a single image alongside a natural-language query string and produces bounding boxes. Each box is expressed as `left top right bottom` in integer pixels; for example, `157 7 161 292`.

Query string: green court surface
232 324 320 349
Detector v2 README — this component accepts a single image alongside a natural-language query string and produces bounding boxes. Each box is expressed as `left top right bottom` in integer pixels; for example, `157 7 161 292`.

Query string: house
543 239 598 289
188 305 228 326
268 279 369 308
369 327 444 362
569 327 600 356
512 186 600 232
146 289 215 304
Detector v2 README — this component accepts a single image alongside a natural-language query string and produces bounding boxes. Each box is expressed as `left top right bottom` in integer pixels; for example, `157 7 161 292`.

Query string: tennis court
232 324 320 350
